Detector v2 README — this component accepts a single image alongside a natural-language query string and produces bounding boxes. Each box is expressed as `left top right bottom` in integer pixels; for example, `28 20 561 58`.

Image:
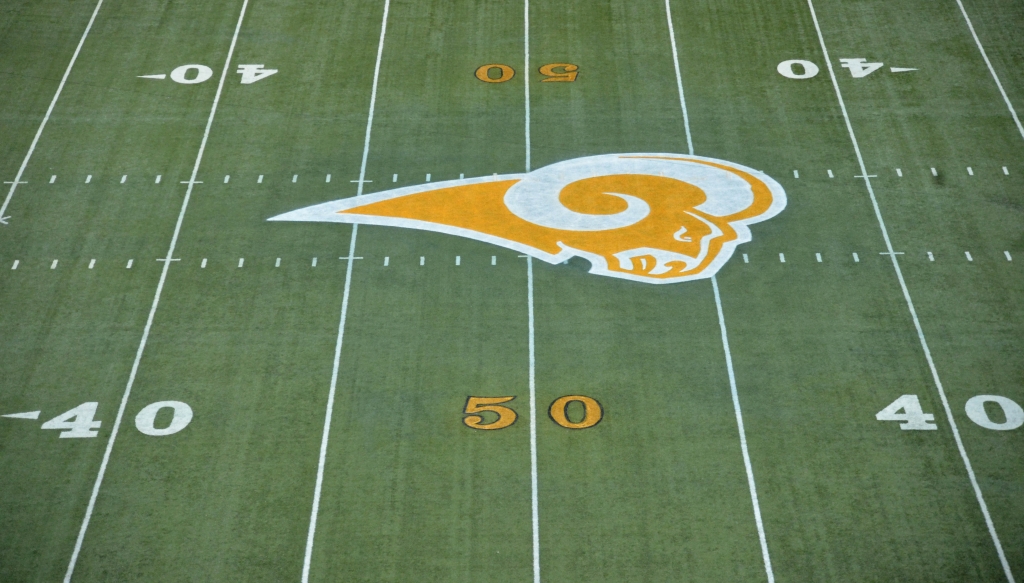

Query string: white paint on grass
312 257 317 267
419 256 425 266
896 168 902 177
1003 166 1009 175
778 253 785 263
326 174 331 183
967 167 974 176
275 258 281 267
965 251 973 262
155 174 162 184
1 411 40 419
258 174 264 183
85 175 92 184
664 0 693 154
224 175 230 184
201 258 207 268
928 251 934 262
134 401 193 436
426 173 431 182
853 252 859 262
1005 251 1012 261
88 259 95 269
0 0 107 225
793 170 799 178
965 396 1024 431
292 174 298 183
392 173 397 182
120 175 127 184
953 0 1024 143
743 253 749 263
455 255 460 266
11 260 19 270
931 167 938 177
51 260 58 270
816 253 822 262
827 169 834 178
301 2 390 581
383 256 389 266
806 2 1015 580
491 255 496 266
126 259 133 269
63 0 253 579
238 258 244 268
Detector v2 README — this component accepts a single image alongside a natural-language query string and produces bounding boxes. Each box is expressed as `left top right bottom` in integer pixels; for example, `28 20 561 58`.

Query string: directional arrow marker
890 67 918 73
138 74 167 80
2 411 41 420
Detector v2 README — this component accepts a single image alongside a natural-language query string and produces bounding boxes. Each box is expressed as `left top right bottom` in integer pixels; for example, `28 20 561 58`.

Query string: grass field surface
1 0 1022 581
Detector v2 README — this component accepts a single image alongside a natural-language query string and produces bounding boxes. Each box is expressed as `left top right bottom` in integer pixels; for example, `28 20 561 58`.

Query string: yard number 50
463 395 602 430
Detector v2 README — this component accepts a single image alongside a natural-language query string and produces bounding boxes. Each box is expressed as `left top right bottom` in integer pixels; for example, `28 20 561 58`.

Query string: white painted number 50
777 59 819 80
135 401 194 436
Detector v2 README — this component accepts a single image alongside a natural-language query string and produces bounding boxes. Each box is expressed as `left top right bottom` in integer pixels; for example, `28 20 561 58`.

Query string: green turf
1 0 1022 580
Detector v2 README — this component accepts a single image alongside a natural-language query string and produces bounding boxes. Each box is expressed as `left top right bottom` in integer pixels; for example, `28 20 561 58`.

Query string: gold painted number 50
463 395 602 430
474 63 579 83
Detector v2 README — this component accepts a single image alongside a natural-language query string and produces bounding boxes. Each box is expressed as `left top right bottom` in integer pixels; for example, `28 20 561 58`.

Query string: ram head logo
269 154 786 284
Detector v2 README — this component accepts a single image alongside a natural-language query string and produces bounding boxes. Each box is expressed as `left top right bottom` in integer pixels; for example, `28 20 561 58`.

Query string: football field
1 0 1023 580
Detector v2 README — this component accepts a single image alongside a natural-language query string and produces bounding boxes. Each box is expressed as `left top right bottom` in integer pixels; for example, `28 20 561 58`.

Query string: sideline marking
301 1 390 581
953 0 1024 142
63 0 253 579
666 2 774 581
0 0 107 225
807 2 1015 580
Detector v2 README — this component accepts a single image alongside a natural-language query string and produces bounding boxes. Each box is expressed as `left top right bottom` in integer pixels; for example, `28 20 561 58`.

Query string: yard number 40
464 395 602 430
877 394 1024 431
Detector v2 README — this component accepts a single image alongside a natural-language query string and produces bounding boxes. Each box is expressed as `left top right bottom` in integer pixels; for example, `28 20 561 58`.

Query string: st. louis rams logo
269 154 786 284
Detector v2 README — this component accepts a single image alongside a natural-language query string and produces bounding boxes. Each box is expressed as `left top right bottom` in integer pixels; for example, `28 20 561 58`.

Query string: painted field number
965 395 1024 431
548 395 602 429
475 63 579 83
135 400 194 436
33 400 193 438
876 394 937 430
463 396 518 429
539 63 578 82
41 402 101 438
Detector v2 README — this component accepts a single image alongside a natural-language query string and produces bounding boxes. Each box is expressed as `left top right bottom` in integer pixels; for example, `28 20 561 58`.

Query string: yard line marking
827 169 834 178
201 258 207 268
663 0 693 154
491 255 496 266
779 253 785 263
302 1 390 581
419 256 425 266
312 257 317 267
455 255 460 266
238 258 244 268
120 175 127 184
1005 251 1012 262
383 256 389 266
896 168 903 177
965 251 973 262
855 174 877 179
155 257 180 263
88 259 95 269
0 0 106 225
853 252 859 262
126 259 133 269
51 260 58 269
931 167 938 176
258 174 264 183
155 174 162 184
50 175 56 184
953 0 1024 142
524 2 541 581
85 175 92 184
275 258 280 267
180 180 202 185
666 3 773 580
11 260 19 270
64 0 253 579
742 253 749 263
967 167 974 176
326 173 331 183
712 276 775 583
807 3 1014 580
928 251 935 261
816 252 822 262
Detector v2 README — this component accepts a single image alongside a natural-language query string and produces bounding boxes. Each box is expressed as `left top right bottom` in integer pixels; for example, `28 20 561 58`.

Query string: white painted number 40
39 401 193 438
876 395 937 430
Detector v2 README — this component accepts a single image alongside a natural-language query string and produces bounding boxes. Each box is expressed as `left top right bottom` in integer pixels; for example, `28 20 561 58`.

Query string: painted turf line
0 0 106 224
805 2 1015 581
523 1 541 581
664 3 775 581
62 0 252 580
952 0 1024 142
301 1 390 581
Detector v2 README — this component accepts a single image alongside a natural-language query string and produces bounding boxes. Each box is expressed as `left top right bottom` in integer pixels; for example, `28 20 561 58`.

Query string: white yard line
952 0 1024 142
664 3 775 581
300 1 391 581
0 0 106 224
62 0 252 580
806 2 1015 581
712 277 775 583
524 2 541 581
